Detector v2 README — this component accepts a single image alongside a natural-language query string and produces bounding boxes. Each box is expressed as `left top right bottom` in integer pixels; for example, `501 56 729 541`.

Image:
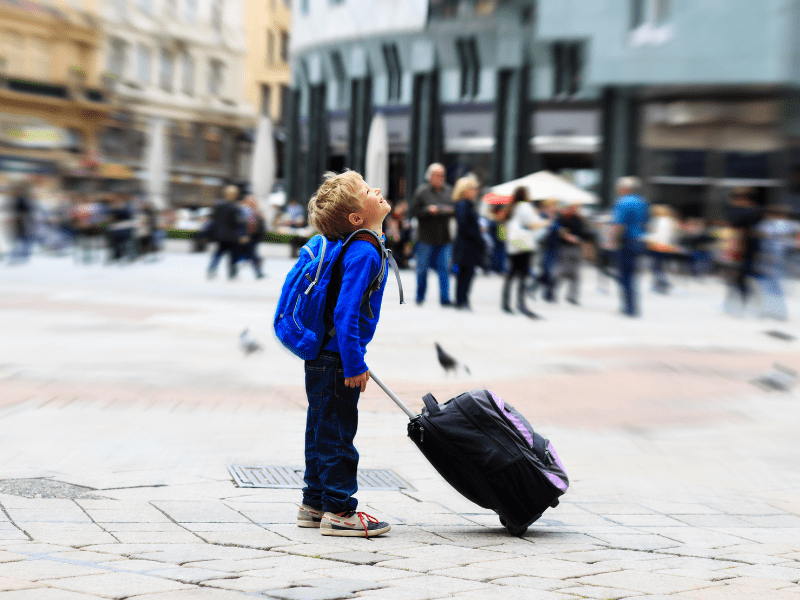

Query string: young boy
297 171 393 537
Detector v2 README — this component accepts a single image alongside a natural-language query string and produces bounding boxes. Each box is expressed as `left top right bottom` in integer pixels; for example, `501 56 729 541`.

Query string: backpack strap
320 229 405 350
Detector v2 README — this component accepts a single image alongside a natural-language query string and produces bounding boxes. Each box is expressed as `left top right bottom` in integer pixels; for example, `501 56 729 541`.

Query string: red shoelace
338 511 380 538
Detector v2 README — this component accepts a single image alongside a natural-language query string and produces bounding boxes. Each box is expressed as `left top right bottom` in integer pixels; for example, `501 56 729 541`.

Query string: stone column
492 66 530 185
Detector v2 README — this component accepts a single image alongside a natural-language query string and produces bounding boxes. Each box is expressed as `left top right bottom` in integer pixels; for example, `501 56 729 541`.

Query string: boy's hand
345 371 370 392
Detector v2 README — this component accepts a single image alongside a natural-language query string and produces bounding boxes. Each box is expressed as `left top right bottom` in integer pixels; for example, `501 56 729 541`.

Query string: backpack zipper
304 236 327 295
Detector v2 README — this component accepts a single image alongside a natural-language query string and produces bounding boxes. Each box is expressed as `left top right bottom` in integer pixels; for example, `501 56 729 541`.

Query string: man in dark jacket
207 185 246 279
409 163 454 306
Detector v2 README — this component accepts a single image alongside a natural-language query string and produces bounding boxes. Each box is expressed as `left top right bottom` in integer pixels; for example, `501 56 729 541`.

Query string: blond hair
307 170 364 238
452 175 479 201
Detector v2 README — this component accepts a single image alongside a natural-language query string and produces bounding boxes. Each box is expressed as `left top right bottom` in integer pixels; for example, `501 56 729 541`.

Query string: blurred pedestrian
106 195 136 263
237 196 265 278
451 175 485 310
724 187 763 316
410 163 455 306
554 202 589 305
384 200 412 269
8 179 35 264
207 184 246 280
503 187 544 318
756 205 798 321
529 198 559 301
612 176 649 317
645 204 680 294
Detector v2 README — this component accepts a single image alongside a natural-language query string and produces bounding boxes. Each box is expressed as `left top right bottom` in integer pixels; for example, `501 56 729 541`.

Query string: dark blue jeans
303 350 360 514
618 244 641 316
415 242 452 304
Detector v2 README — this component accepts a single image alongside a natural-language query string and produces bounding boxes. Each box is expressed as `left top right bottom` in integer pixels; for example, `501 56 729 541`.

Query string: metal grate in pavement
228 465 413 490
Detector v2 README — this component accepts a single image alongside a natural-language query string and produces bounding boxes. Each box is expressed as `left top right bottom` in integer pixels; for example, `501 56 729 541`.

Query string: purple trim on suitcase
545 471 568 492
489 391 533 447
546 442 568 491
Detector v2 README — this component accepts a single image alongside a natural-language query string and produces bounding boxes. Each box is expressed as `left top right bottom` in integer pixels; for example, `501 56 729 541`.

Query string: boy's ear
348 212 363 227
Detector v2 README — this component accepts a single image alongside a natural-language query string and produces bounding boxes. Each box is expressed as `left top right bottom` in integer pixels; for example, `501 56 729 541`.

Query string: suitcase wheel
499 516 528 537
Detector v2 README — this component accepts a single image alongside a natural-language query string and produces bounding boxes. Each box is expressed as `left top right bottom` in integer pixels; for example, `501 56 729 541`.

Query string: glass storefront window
723 152 770 180
652 150 707 178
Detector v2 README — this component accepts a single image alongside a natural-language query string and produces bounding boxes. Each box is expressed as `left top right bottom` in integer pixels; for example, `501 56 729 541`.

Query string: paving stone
2 509 92 524
549 548 660 564
116 531 204 544
237 555 339 573
298 578 385 593
322 552 396 566
656 567 736 581
262 588 354 600
574 570 715 594
181 558 282 572
451 586 572 600
46 572 194 598
96 559 172 572
0 559 106 581
311 564 419 582
270 544 354 558
0 554 25 565
574 503 658 515
132 545 273 564
179 523 272 533
0 544 75 555
148 566 232 583
0 589 104 600
491 575 578 590
151 502 250 524
606 514 690 527
381 574 490 595
586 533 680 551
191 530 287 548
476 555 618 579
556 585 643 599
380 558 461 574
388 545 506 565
128 589 256 599
202 576 294 592
729 564 800 582
0 576 40 591
83 510 172 524
674 581 800 599
48 551 125 563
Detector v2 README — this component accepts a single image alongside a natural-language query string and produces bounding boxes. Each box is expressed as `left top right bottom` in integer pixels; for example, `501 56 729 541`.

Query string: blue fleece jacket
322 237 387 378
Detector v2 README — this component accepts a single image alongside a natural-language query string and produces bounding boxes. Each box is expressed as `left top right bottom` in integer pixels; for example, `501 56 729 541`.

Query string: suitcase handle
368 369 416 419
422 393 441 414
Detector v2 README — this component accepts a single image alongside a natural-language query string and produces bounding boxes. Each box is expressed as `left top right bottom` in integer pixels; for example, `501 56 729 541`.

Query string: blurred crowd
0 176 165 266
377 164 800 322
6 169 800 323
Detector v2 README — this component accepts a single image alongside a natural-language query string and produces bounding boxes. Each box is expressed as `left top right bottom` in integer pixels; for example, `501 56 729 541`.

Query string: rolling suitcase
369 370 569 536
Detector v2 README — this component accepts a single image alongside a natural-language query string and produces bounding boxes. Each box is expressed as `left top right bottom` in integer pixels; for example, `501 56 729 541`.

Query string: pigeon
239 329 263 356
435 342 470 375
750 363 797 392
765 330 796 342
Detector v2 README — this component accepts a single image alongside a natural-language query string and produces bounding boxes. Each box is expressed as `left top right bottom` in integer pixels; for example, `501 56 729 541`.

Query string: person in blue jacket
451 175 485 310
612 176 650 317
296 170 393 538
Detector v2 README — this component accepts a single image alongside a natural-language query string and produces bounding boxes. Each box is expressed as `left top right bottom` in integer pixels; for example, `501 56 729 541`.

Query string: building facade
538 0 800 214
286 0 601 206
94 0 256 205
0 0 111 183
286 0 800 216
242 0 291 180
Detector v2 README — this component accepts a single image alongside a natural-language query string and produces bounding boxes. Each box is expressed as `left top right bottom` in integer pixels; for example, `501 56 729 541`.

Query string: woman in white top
502 187 545 319
645 204 679 294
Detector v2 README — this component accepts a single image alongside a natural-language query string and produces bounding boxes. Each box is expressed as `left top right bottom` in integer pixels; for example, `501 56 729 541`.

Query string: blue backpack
274 229 404 360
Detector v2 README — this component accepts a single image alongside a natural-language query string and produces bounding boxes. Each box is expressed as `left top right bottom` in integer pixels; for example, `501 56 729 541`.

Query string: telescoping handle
368 369 416 419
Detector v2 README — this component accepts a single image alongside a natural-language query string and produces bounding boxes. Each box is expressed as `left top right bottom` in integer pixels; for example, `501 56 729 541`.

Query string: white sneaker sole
320 524 391 537
297 519 321 528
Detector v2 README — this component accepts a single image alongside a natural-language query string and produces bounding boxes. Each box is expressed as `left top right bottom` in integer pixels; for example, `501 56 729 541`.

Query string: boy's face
351 177 391 228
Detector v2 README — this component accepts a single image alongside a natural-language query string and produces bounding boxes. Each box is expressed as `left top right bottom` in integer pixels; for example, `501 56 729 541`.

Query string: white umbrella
364 113 388 198
491 170 599 204
250 115 276 230
145 118 169 210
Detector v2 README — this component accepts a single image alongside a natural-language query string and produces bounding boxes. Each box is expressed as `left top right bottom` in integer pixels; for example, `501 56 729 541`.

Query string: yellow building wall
243 0 291 123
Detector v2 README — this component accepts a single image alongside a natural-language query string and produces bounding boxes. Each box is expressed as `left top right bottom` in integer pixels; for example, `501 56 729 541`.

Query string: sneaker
320 511 391 538
297 504 323 528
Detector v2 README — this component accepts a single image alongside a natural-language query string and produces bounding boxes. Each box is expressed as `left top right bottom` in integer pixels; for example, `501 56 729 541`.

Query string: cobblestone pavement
0 248 799 599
